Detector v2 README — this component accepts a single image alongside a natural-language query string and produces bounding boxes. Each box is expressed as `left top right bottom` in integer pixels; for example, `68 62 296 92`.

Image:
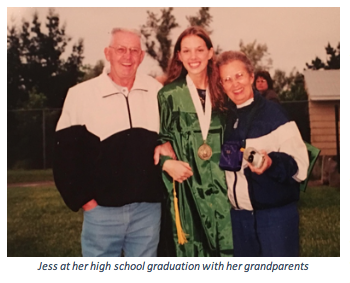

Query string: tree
140 8 179 73
82 60 105 81
239 40 272 71
7 8 86 169
325 42 340 69
186 7 213 34
186 7 222 55
7 8 85 109
306 42 340 70
305 56 325 70
7 25 26 109
273 68 308 101
141 7 221 74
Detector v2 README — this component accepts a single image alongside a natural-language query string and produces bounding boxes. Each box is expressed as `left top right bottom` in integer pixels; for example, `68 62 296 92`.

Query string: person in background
53 27 173 257
216 51 309 257
155 26 233 257
253 70 279 103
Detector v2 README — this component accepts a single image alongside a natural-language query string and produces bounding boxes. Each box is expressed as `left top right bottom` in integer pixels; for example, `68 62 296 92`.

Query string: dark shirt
197 88 206 111
260 89 280 103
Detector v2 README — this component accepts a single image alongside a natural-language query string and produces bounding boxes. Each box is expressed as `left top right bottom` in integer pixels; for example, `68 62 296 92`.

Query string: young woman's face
255 76 269 92
219 60 254 105
178 35 213 78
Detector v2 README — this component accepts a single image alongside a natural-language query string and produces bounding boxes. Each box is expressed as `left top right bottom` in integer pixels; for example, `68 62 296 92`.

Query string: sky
7 7 340 77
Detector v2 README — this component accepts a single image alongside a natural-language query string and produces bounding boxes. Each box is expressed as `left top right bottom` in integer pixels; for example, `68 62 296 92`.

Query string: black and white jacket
53 67 164 212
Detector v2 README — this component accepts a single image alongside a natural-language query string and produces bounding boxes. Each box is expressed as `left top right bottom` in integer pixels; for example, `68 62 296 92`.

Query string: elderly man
53 28 165 257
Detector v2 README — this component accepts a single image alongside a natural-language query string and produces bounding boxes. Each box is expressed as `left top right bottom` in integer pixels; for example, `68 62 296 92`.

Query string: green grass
7 186 82 257
298 186 340 257
7 169 54 184
7 185 339 257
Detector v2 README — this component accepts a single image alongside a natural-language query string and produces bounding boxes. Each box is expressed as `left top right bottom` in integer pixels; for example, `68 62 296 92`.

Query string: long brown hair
164 26 225 111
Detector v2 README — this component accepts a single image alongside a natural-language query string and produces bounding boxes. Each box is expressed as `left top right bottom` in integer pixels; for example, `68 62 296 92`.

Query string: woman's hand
163 160 193 183
247 150 272 175
154 141 177 165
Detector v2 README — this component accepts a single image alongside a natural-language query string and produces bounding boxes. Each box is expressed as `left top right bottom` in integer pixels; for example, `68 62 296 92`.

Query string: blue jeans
81 202 161 257
230 202 299 257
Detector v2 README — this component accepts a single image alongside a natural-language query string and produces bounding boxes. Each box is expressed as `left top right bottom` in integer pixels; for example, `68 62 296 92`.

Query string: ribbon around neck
186 75 212 142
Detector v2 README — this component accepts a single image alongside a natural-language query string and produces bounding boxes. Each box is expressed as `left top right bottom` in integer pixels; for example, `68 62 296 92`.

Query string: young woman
157 26 233 257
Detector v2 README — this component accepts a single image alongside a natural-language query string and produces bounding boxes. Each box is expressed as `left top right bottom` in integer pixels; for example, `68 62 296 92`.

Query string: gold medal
186 75 213 161
198 142 212 160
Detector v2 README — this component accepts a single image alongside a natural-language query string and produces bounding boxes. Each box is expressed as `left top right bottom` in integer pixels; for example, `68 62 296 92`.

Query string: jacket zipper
233 171 240 209
124 96 133 128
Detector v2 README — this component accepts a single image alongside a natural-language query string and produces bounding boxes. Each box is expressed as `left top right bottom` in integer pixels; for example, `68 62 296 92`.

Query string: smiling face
104 30 145 87
177 35 213 79
219 60 254 105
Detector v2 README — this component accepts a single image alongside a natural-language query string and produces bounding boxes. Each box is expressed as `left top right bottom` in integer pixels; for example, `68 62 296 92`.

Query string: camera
243 147 264 169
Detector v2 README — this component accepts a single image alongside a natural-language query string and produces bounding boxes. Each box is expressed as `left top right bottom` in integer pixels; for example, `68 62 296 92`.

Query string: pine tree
306 42 340 70
7 8 85 109
140 8 179 73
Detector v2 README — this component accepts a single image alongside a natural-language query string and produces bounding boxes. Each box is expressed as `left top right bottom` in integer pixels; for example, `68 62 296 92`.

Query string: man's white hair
109 28 144 48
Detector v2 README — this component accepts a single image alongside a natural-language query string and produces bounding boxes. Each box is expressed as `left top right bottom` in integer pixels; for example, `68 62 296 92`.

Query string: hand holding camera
243 147 265 168
243 147 272 175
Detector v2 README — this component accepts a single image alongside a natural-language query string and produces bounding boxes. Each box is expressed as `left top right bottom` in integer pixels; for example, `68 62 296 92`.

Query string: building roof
304 69 340 101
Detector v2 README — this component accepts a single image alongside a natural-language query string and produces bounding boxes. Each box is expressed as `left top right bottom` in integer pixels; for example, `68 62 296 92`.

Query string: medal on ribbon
197 141 212 160
186 75 213 161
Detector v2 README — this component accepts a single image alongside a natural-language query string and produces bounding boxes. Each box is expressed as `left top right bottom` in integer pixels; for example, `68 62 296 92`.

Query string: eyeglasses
256 79 267 83
109 45 142 56
221 72 245 88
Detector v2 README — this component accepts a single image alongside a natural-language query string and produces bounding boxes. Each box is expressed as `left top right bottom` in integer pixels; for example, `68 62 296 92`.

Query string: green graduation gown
158 78 233 257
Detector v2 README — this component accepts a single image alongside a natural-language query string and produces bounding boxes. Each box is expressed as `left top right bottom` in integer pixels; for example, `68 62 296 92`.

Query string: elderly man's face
105 31 145 84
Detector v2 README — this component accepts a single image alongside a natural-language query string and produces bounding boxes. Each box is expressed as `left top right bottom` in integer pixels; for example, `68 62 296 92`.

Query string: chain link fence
8 108 62 169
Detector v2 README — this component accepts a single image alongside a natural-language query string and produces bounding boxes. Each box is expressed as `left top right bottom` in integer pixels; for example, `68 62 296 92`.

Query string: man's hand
82 199 98 211
154 141 177 165
163 160 193 183
247 150 272 175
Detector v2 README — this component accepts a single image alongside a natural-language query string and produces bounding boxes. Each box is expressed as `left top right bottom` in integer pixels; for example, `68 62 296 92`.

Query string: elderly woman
215 51 309 257
253 70 279 103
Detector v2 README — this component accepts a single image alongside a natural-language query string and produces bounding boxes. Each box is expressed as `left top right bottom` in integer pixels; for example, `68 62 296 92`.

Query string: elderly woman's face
219 60 254 105
255 76 268 92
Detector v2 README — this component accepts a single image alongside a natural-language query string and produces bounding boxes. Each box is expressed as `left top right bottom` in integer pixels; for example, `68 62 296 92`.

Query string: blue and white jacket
224 91 309 210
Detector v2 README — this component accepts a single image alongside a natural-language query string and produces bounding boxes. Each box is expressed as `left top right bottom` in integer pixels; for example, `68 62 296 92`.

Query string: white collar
236 97 254 109
97 67 148 97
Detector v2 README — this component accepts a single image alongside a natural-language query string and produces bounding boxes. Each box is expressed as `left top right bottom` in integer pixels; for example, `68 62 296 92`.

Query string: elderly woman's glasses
221 72 245 88
109 45 142 56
